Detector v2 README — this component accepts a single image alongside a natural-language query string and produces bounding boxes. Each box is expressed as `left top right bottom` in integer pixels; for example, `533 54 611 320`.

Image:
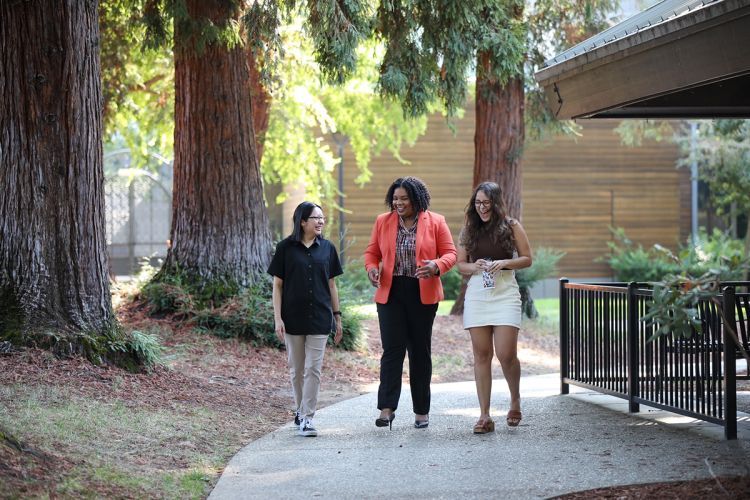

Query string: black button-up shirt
267 236 343 335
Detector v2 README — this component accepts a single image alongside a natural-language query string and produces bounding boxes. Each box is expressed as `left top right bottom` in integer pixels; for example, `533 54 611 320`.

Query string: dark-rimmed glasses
474 200 493 209
308 216 326 223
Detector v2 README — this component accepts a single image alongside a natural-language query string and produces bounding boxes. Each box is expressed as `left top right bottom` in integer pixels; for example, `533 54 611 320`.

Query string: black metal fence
560 279 750 440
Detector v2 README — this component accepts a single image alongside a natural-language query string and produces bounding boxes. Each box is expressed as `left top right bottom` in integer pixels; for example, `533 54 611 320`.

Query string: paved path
210 373 750 499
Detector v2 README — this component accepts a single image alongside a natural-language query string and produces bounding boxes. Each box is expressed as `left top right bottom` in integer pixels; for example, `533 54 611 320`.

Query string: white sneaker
299 418 317 437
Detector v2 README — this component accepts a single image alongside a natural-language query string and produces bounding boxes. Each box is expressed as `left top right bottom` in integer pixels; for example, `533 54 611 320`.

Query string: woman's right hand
367 268 380 288
474 259 489 273
274 318 286 342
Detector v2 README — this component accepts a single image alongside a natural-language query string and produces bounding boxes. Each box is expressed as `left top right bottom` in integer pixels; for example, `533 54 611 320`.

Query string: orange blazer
364 210 457 305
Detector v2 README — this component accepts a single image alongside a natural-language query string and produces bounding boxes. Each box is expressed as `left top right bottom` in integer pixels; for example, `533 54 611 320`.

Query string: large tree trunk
247 49 271 161
451 53 525 316
473 53 525 220
163 0 272 287
0 1 114 343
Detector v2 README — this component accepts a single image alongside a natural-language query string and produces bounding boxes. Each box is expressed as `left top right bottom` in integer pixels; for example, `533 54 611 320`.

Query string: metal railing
560 279 750 440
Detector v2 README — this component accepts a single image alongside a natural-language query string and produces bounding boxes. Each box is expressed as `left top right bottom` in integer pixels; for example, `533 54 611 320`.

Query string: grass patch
437 300 455 316
0 384 241 499
533 298 559 325
433 353 465 377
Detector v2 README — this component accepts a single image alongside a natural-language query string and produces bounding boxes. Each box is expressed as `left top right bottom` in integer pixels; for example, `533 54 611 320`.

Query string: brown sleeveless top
469 218 515 262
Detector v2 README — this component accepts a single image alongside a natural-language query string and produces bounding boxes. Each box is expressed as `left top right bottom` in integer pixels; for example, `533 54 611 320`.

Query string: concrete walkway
210 373 750 499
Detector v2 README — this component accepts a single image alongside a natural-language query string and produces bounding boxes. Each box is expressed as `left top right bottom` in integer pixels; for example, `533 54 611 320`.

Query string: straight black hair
290 201 322 242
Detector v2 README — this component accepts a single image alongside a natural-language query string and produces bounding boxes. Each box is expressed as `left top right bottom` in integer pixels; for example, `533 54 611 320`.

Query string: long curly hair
460 182 515 259
383 177 431 213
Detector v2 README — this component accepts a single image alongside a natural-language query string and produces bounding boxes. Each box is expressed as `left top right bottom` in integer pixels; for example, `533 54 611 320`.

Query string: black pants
376 276 438 415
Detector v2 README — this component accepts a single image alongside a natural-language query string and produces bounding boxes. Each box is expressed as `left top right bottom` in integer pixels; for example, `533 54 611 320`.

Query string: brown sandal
473 417 495 434
506 409 522 427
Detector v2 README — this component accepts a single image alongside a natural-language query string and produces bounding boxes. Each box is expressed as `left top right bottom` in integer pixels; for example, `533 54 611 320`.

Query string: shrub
603 227 678 282
441 268 462 300
137 264 364 351
516 247 565 318
336 259 373 304
604 227 749 282
127 329 165 370
680 228 749 280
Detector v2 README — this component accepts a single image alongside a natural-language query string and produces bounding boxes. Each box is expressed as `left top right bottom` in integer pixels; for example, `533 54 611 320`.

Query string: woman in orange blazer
364 177 457 429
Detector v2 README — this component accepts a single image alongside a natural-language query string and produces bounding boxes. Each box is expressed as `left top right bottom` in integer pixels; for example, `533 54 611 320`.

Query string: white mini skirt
462 270 522 329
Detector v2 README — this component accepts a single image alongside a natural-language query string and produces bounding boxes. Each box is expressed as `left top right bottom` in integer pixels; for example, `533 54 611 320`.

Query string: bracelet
333 311 341 316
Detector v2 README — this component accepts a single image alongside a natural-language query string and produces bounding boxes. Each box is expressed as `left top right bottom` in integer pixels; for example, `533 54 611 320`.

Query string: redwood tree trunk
473 53 525 220
0 1 114 340
247 49 271 161
163 0 272 287
451 52 525 316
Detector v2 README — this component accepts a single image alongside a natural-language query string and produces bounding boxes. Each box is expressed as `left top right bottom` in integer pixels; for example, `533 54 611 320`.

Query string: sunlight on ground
517 347 559 369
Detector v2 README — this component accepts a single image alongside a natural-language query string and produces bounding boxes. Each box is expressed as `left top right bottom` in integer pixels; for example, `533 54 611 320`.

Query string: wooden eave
534 0 750 119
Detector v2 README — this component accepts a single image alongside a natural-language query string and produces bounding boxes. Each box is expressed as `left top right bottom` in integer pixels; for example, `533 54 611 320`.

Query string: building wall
316 106 687 278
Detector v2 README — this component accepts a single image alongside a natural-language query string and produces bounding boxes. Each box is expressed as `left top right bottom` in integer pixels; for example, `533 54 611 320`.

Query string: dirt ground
1 308 748 498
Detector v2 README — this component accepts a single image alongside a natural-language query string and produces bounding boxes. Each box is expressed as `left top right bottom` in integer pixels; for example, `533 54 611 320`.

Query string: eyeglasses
474 200 493 208
307 216 326 223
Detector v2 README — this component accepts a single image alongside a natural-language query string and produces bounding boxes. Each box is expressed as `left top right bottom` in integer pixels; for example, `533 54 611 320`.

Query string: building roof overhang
534 0 750 119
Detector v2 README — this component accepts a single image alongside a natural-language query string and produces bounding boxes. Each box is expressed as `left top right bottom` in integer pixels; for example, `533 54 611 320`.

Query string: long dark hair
383 176 431 213
290 201 322 242
460 182 514 258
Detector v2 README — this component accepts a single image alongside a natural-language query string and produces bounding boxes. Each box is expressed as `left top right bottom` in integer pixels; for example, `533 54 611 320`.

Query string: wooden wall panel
311 106 686 279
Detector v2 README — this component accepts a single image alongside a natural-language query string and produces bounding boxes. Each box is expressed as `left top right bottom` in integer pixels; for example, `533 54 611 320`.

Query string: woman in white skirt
456 182 532 433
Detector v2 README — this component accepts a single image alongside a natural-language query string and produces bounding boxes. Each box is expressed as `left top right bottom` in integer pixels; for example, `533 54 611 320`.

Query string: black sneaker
293 411 301 426
299 418 317 437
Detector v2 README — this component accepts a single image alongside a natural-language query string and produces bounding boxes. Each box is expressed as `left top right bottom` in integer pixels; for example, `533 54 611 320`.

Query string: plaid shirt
393 217 418 277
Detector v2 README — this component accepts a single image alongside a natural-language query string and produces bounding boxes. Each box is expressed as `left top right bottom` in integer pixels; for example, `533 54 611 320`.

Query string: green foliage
440 268 463 301
680 228 749 280
525 0 619 140
603 227 679 282
331 305 366 351
304 0 372 84
516 246 565 318
678 120 750 223
139 264 363 350
642 274 714 340
516 247 566 289
336 260 373 305
141 273 195 316
100 1 174 170
375 0 527 118
192 281 280 347
261 27 428 204
604 227 750 283
615 119 750 251
128 330 165 370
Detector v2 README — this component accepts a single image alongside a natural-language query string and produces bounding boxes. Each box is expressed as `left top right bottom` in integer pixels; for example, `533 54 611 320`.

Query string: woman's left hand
486 259 508 273
334 317 343 345
415 259 439 279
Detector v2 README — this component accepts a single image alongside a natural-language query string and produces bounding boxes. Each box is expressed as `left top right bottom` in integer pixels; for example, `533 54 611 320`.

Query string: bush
138 264 364 351
516 247 565 318
681 228 749 280
336 260 373 304
441 268 462 300
604 227 749 282
603 227 678 282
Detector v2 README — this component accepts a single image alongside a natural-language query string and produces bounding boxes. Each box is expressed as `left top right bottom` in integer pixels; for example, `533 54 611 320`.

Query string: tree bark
0 1 114 341
247 49 271 161
450 52 525 316
473 52 525 220
163 0 272 286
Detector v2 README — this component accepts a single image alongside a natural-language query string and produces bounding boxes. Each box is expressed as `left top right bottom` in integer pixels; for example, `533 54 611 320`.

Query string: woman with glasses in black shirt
268 201 343 437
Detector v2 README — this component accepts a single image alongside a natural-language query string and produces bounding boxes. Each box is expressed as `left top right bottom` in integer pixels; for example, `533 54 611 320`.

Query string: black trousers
376 276 438 415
